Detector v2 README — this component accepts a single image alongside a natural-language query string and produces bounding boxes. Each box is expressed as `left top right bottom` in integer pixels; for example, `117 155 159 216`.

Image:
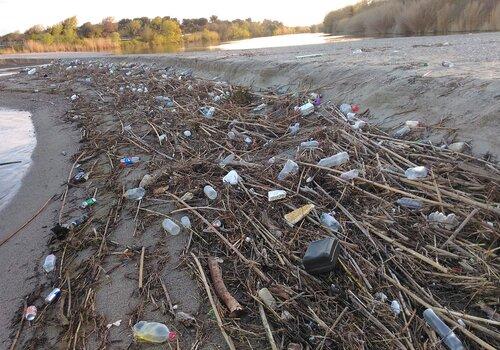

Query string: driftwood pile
14 60 499 349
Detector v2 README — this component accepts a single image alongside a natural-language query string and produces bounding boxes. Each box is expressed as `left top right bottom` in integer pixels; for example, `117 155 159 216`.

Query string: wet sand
0 89 78 347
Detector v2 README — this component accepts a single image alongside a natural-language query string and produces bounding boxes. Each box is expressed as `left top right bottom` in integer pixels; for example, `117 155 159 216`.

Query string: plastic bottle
133 321 177 343
288 122 300 135
81 197 97 209
405 166 428 179
124 187 146 201
68 213 89 229
393 126 411 138
340 169 359 180
180 216 191 229
297 102 314 116
162 219 180 236
320 213 341 232
43 254 56 272
268 190 287 202
277 160 299 180
203 185 218 200
396 198 422 210
300 140 319 149
318 152 349 168
339 103 352 114
120 156 140 168
223 170 240 185
423 309 464 350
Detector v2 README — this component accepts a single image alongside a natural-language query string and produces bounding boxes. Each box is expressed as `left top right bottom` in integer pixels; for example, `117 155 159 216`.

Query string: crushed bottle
268 189 287 202
318 151 349 168
300 140 319 149
320 213 341 232
133 321 177 343
404 166 428 179
162 218 181 236
428 211 459 229
180 216 191 229
71 169 88 184
340 169 359 180
223 170 240 185
288 122 300 135
120 156 140 168
200 106 215 118
393 126 411 138
278 160 299 180
124 187 146 201
296 102 314 116
396 197 422 210
43 254 56 273
423 308 464 350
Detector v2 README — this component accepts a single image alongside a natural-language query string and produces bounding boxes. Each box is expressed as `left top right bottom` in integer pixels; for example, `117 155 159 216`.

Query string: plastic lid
168 331 177 342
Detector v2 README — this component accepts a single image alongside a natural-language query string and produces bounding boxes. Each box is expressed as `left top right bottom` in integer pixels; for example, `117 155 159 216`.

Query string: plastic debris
81 197 97 209
132 321 177 343
45 288 61 304
391 300 401 315
120 156 140 167
318 151 349 168
300 140 319 149
288 122 300 135
124 187 146 200
180 216 191 229
374 292 388 302
200 106 215 118
404 166 428 179
258 288 277 309
442 61 454 68
405 120 420 128
296 102 315 116
43 254 56 273
393 126 411 138
268 189 287 202
428 211 459 229
278 159 299 180
183 130 192 137
203 185 218 200
284 204 315 226
162 218 181 236
340 169 359 180
303 237 340 274
70 94 78 101
106 319 122 329
252 103 267 112
139 174 155 188
396 197 422 210
27 68 37 75
25 306 37 321
423 309 464 350
320 213 341 232
351 120 366 130
448 142 466 152
223 170 240 185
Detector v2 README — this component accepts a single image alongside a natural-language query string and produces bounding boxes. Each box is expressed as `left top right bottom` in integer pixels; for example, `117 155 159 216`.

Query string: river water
0 109 36 212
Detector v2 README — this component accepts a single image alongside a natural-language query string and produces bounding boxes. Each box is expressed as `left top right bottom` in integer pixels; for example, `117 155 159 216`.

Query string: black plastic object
303 237 340 274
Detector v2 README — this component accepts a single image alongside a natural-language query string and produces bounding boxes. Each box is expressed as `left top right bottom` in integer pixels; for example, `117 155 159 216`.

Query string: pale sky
0 0 359 35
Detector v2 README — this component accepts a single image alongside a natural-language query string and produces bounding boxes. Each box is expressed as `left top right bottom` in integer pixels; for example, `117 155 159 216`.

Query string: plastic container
320 213 341 232
133 321 177 343
162 218 180 236
81 197 97 209
423 309 464 350
277 160 299 180
303 237 340 274
124 187 146 201
203 185 218 200
268 190 286 202
300 140 319 149
405 166 428 179
340 169 359 180
396 198 422 210
318 152 349 168
223 170 240 185
120 156 140 167
43 254 56 273
180 216 191 229
298 102 314 116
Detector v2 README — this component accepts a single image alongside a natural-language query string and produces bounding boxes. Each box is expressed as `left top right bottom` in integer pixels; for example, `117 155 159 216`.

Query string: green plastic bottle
133 321 177 343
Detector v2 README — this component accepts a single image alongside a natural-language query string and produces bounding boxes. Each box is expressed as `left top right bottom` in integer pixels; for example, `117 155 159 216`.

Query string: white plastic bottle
162 219 180 236
423 309 464 350
277 160 299 180
43 254 56 273
132 321 177 343
203 185 218 200
318 152 349 168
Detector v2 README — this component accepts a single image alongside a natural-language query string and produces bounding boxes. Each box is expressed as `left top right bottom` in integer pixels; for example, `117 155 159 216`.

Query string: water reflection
0 109 36 211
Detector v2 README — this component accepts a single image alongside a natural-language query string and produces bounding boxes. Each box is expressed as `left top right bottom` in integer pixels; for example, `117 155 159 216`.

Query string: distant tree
102 17 118 36
127 20 143 37
210 15 219 23
50 23 64 36
78 22 95 38
24 25 44 35
62 17 78 40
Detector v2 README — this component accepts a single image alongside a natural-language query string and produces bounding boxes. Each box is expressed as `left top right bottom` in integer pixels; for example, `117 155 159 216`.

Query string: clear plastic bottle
339 103 352 114
162 219 180 236
405 166 428 179
203 185 218 200
120 156 140 167
396 197 422 210
423 309 464 350
132 321 177 343
393 126 411 138
180 216 191 229
340 169 359 180
223 170 240 185
277 160 299 180
300 140 319 149
318 152 349 168
124 187 146 201
320 213 341 232
43 254 56 272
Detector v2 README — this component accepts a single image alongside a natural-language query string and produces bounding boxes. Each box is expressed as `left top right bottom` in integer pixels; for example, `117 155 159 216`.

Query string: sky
0 0 359 35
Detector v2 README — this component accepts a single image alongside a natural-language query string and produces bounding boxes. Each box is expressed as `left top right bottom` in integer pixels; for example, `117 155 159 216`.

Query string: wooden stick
138 246 145 289
258 302 278 350
191 253 236 350
207 256 243 317
441 208 479 247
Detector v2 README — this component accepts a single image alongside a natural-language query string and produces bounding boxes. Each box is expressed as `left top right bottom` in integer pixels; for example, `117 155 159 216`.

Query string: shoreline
0 89 78 347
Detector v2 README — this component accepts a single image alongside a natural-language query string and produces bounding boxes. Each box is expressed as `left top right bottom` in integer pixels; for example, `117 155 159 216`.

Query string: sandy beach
0 32 498 349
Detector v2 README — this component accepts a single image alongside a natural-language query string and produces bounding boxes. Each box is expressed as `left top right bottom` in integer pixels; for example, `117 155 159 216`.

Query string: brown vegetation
324 0 500 36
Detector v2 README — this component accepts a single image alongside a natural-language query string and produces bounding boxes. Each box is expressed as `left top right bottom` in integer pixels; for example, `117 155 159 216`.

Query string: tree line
323 0 500 36
0 16 313 53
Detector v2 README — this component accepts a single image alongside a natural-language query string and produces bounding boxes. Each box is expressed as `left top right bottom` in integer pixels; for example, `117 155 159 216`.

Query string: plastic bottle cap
168 331 177 342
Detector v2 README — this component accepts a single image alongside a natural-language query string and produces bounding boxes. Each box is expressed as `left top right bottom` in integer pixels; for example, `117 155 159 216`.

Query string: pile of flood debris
15 60 499 349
